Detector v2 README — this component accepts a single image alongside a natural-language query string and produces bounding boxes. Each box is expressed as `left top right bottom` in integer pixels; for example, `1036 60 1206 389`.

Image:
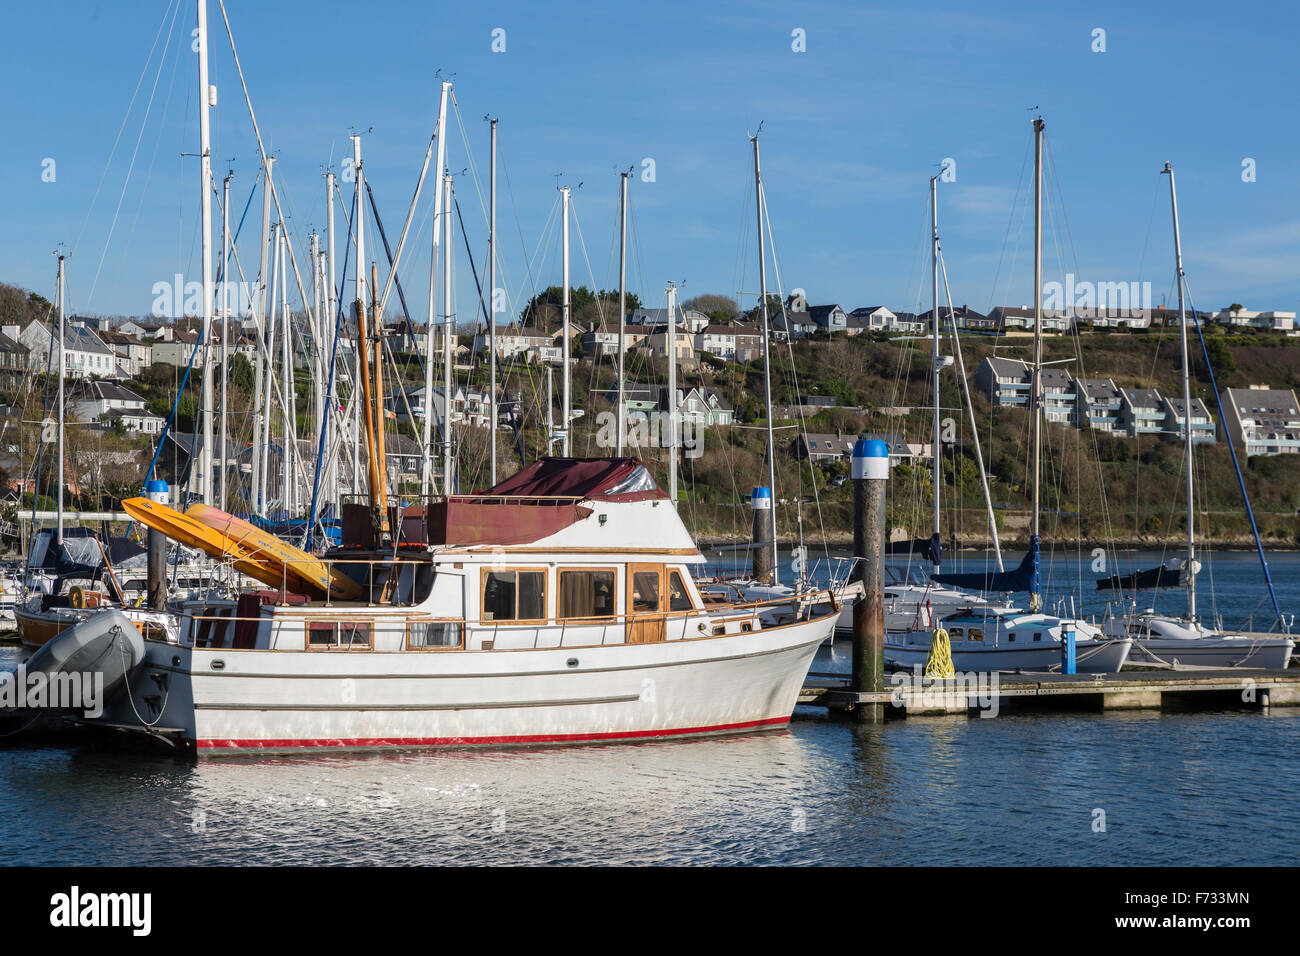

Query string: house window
482 569 546 621
558 569 616 619
307 620 372 649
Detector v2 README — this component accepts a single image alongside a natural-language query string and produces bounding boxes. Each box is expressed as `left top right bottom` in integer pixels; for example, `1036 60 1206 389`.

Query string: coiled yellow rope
925 626 955 678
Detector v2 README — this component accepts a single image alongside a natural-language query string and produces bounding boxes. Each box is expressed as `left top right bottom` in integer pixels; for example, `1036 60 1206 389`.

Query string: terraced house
1074 378 1123 433
974 356 1032 408
1118 388 1166 438
1220 386 1300 456
1161 396 1216 444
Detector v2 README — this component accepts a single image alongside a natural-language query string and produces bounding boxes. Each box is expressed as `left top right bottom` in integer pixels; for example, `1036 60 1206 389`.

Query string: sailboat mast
546 364 554 453
751 133 778 586
55 254 65 545
1029 116 1045 613
252 155 274 514
310 231 322 509
617 172 629 458
372 260 388 529
929 174 942 574
488 117 498 486
561 186 572 457
422 81 450 497
260 220 278 516
220 171 231 510
1163 161 1197 622
352 134 380 512
666 281 678 507
325 169 341 507
196 0 214 506
442 174 454 492
280 232 292 516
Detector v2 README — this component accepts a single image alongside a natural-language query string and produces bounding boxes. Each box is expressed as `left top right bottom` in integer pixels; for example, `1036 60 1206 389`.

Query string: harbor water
1 551 1296 866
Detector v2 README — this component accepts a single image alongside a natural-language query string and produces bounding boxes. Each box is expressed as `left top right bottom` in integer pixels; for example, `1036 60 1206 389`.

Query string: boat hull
885 638 1132 673
14 606 84 649
1126 636 1294 669
94 614 835 755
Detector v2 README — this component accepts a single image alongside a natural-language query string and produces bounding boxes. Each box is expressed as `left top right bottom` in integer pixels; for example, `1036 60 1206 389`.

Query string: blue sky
2 0 1298 322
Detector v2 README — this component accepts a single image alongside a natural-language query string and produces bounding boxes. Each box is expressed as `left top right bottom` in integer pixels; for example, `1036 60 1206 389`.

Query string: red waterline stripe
197 716 789 750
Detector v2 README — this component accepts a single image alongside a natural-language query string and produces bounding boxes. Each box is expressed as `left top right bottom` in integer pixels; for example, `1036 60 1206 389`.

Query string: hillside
552 326 1300 549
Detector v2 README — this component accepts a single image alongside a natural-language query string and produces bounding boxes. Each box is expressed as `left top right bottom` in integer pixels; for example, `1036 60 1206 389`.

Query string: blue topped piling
852 439 889 722
751 486 773 584
145 479 169 610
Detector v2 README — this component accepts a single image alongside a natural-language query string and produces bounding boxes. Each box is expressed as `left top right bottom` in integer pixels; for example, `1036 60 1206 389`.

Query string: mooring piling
851 439 888 723
751 486 772 584
145 479 169 610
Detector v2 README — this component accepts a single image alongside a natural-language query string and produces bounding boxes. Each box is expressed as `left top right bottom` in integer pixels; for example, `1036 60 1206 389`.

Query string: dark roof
73 381 146 403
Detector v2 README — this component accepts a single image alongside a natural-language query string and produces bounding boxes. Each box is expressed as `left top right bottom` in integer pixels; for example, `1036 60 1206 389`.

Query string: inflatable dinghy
22 609 145 704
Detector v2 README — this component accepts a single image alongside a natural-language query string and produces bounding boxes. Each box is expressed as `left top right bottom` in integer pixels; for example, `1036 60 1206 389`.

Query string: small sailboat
1099 161 1293 670
887 606 1131 673
15 258 179 649
887 117 1132 672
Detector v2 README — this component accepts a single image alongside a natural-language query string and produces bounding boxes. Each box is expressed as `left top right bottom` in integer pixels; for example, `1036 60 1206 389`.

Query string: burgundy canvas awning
478 457 664 502
426 458 663 546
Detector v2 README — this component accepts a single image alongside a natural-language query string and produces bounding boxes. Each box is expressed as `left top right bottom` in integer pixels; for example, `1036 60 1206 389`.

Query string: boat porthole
566 658 579 668
172 656 182 666
211 659 226 671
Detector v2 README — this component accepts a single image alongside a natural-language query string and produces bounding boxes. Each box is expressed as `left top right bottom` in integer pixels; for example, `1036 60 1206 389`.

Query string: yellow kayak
121 498 363 601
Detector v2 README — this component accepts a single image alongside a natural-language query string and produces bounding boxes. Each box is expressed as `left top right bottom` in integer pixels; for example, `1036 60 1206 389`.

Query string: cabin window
307 621 372 649
968 628 984 642
482 569 546 622
194 607 233 648
668 571 693 612
559 569 616 619
1033 632 1043 642
408 620 462 649
1007 632 1016 643
948 627 963 640
630 569 662 613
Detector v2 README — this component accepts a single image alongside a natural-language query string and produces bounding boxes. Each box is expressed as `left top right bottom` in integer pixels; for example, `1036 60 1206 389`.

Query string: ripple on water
1 706 1297 865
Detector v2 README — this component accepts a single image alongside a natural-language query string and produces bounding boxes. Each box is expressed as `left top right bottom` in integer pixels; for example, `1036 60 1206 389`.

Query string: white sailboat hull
97 615 834 754
884 637 1132 673
1126 636 1293 669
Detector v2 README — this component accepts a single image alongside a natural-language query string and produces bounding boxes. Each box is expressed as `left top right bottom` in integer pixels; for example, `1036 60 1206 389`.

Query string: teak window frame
304 619 374 651
405 618 465 651
479 567 549 624
557 566 619 621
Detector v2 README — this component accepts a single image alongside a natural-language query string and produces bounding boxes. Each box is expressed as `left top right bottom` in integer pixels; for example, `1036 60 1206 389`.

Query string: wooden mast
372 261 389 536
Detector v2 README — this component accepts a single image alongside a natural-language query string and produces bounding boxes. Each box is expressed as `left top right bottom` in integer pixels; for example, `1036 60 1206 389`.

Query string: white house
20 321 118 379
388 384 494 429
1211 307 1296 333
98 330 153 378
847 306 895 334
69 381 164 435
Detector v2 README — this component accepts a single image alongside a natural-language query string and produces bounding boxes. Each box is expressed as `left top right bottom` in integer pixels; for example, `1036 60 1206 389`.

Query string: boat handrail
178 589 836 644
